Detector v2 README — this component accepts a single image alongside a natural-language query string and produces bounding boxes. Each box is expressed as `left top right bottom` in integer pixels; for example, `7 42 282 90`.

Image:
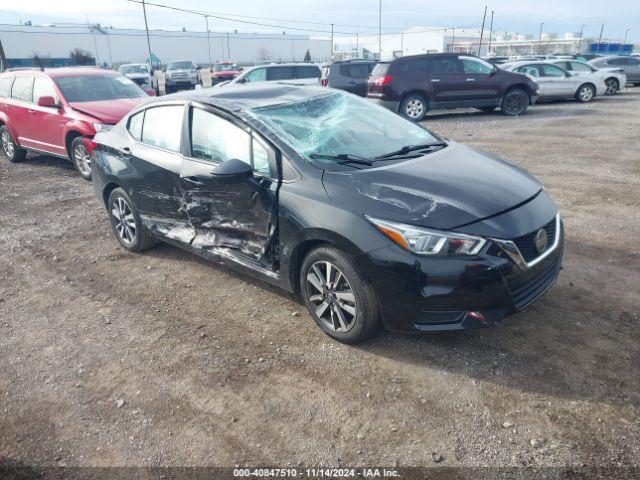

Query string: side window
11 76 34 102
401 59 430 75
252 137 271 176
33 77 58 104
244 68 266 82
517 65 542 78
191 108 251 165
608 58 627 66
628 58 640 66
430 58 462 74
141 105 184 152
267 66 295 81
0 77 13 98
461 58 492 74
295 65 320 79
128 111 144 141
541 64 567 77
569 62 593 72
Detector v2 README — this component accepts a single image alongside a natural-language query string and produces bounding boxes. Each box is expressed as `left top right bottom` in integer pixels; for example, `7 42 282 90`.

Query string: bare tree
69 48 93 66
31 52 51 69
256 47 272 63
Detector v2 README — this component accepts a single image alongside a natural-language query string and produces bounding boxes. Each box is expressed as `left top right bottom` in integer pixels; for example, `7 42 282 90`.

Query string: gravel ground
0 88 639 476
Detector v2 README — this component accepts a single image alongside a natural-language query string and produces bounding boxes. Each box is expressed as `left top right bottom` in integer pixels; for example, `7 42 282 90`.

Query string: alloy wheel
111 197 137 245
2 130 15 158
505 92 525 115
578 86 594 102
605 79 618 96
73 143 91 176
405 99 425 119
306 261 357 333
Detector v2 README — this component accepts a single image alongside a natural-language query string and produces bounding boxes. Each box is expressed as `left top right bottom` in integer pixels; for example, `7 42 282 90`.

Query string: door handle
431 79 440 83
183 176 205 186
466 78 476 81
118 146 132 157
27 109 37 114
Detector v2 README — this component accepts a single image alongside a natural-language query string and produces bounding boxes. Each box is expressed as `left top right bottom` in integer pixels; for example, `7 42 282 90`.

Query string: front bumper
358 216 564 333
165 78 197 88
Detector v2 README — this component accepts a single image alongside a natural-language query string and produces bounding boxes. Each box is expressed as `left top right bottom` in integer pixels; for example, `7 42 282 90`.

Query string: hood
124 73 150 80
321 142 542 230
69 98 147 124
168 69 195 75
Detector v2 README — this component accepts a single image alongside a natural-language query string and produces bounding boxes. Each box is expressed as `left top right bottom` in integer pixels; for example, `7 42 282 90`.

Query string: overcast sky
1 0 638 42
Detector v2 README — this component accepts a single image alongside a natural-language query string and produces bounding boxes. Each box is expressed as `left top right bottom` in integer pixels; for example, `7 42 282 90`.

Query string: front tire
300 246 381 344
604 78 619 96
399 93 428 121
575 84 595 103
501 88 529 116
107 188 157 253
1 126 27 163
70 136 93 181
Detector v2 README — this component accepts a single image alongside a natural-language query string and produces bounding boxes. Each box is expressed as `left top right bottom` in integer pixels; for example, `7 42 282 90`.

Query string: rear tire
501 88 529 116
604 77 619 96
300 246 381 344
399 93 428 121
575 83 595 103
70 136 92 181
107 188 157 253
1 125 27 163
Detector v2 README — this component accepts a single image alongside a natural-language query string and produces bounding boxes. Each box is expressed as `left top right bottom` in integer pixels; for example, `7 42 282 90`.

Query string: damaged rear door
179 104 279 271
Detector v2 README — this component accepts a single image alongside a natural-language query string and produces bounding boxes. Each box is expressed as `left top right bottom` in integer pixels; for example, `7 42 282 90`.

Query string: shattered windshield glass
248 91 439 163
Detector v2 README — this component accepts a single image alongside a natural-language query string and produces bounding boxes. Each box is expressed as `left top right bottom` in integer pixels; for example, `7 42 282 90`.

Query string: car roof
120 63 148 67
149 83 331 111
1 67 118 78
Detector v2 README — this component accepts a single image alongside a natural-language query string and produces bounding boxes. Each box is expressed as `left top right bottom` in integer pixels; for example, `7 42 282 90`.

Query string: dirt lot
1 88 639 474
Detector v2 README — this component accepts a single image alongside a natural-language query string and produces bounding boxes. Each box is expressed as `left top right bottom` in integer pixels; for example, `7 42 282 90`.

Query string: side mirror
237 77 247 83
211 158 252 182
37 96 59 108
489 66 498 76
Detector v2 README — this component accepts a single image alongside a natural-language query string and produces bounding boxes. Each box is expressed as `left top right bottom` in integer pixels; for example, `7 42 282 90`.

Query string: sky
1 0 638 42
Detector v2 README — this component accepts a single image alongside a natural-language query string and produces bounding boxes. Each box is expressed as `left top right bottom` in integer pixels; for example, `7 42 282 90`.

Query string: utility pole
488 11 494 55
378 0 382 60
141 0 153 71
478 6 487 56
400 32 404 57
538 22 544 54
623 28 630 53
331 23 334 60
595 23 604 53
356 33 359 57
451 27 455 53
204 16 212 70
226 31 230 59
579 24 586 54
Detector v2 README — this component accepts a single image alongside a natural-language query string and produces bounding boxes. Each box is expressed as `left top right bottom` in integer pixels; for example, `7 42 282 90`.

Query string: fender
62 119 96 155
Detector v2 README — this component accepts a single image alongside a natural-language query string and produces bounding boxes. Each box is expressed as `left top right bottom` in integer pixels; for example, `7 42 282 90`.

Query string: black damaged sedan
90 84 564 344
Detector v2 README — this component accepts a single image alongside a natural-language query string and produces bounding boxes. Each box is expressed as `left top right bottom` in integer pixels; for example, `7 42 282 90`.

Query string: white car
550 59 626 96
502 61 606 102
215 63 320 87
118 63 153 88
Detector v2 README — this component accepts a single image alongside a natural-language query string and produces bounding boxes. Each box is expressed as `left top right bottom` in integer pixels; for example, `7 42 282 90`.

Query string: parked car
367 53 540 121
550 59 627 96
588 56 640 85
155 60 199 94
217 63 320 87
118 63 153 88
202 61 242 86
320 60 376 97
89 84 563 344
502 61 606 102
482 56 511 65
0 68 150 180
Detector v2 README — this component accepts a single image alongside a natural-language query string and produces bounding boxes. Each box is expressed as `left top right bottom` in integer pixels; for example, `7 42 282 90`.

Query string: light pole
378 0 382 60
478 6 487 56
330 23 334 60
623 28 630 53
578 24 586 54
538 22 544 54
596 23 604 53
356 33 359 57
204 16 213 70
488 10 494 55
451 27 455 53
141 0 153 71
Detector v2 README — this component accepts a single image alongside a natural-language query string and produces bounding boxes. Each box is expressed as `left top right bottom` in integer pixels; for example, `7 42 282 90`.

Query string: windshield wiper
309 153 373 166
374 141 448 160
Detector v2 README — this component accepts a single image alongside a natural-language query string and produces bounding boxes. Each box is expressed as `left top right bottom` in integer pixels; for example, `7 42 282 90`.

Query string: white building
0 23 331 67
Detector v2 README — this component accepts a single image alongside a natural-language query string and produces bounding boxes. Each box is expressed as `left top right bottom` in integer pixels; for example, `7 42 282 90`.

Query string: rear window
295 65 320 79
339 63 371 78
267 66 294 81
11 76 34 102
0 76 13 98
370 62 390 78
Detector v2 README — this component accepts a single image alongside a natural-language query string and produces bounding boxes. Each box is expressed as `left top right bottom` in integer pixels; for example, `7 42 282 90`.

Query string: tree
69 48 93 66
31 53 48 69
256 47 272 63
303 49 312 62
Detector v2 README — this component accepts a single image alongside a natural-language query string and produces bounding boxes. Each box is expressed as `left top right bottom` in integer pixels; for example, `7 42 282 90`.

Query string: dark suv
368 54 540 121
321 60 377 97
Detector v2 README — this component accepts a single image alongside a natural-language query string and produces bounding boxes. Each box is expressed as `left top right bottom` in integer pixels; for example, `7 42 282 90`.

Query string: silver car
550 59 627 96
118 63 153 88
502 61 606 102
216 63 320 87
589 56 640 85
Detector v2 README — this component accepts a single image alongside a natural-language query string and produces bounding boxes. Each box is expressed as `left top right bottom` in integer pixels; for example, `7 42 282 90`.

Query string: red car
0 68 152 180
210 62 241 85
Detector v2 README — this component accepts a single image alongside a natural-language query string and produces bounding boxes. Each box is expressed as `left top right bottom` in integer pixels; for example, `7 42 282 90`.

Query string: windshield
54 75 147 102
248 91 439 162
168 61 195 70
215 64 237 71
119 65 149 74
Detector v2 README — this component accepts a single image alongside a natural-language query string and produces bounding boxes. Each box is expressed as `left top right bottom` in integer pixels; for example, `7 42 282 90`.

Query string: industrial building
0 23 332 69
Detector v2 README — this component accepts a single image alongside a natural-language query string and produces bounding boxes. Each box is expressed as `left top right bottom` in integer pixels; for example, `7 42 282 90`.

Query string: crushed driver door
179 104 279 271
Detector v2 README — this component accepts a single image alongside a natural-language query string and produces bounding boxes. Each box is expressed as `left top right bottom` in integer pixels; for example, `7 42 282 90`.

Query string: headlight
366 216 486 255
92 123 114 132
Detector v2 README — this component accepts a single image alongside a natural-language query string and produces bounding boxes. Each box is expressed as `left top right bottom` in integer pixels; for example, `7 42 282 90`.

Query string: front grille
507 255 561 310
512 217 556 263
